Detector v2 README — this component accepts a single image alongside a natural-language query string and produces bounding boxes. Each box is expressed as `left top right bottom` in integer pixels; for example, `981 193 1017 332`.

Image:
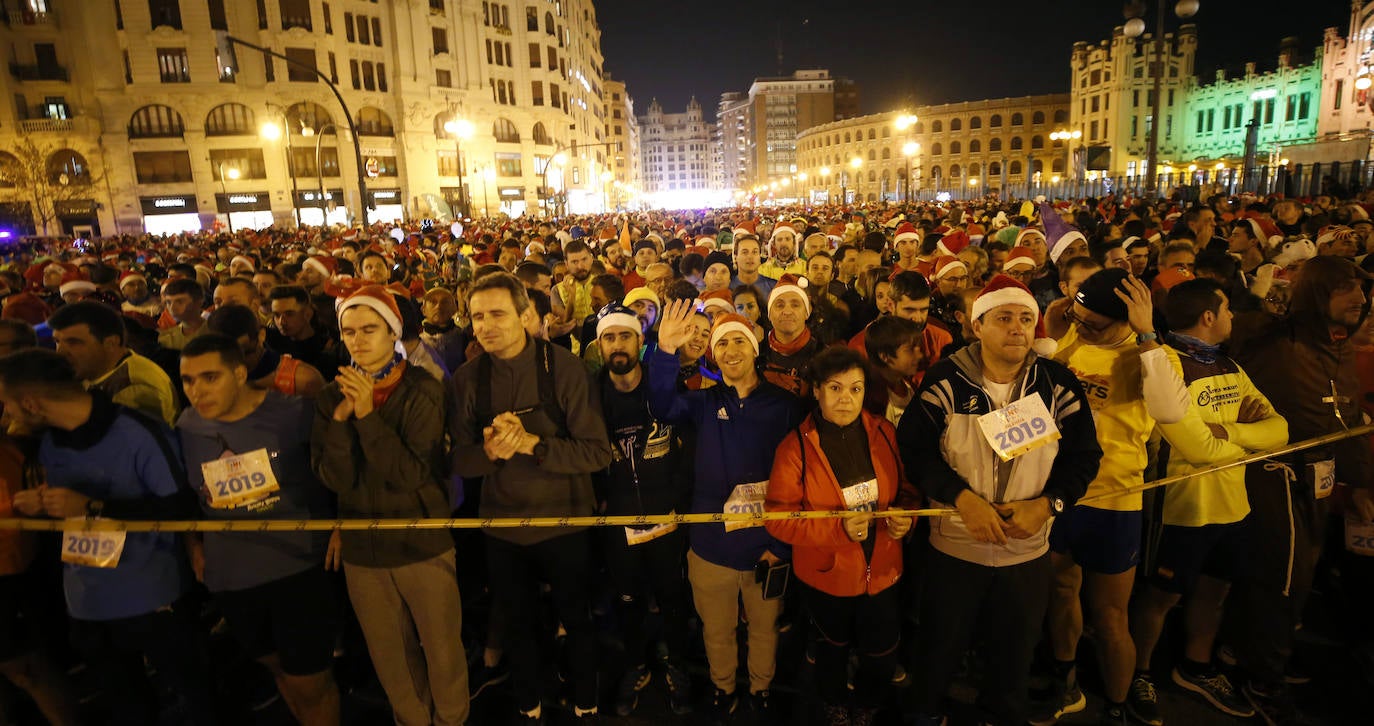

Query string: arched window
949 164 961 178
950 118 962 131
881 148 890 160
1052 159 1065 173
950 141 961 154
844 132 851 143
989 114 1002 128
881 127 890 138
989 161 1002 175
932 120 943 133
1011 112 1024 126
494 117 520 142
1010 136 1024 150
868 149 876 161
867 170 875 182
286 102 332 133
969 116 982 129
989 138 1002 151
930 165 942 179
867 129 875 140
545 11 555 34
0 152 20 188
969 140 981 153
1032 159 1044 174
46 149 91 185
357 107 395 136
1031 135 1044 149
1054 109 1069 123
931 142 942 155
969 162 981 176
914 122 924 133
205 103 254 136
1032 111 1045 125
128 105 184 138
532 122 551 144
1009 160 1022 175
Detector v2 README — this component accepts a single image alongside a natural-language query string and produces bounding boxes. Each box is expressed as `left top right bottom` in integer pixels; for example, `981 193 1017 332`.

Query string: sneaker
662 660 693 715
708 688 738 724
891 662 910 687
1028 676 1087 725
1099 703 1128 725
1171 666 1254 717
1243 680 1317 726
572 704 599 721
613 664 651 716
517 703 545 725
469 657 509 698
1125 673 1163 726
1216 644 1310 685
750 690 777 722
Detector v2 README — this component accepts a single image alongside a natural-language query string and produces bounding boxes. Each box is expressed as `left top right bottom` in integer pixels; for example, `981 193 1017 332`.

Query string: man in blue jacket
649 300 805 723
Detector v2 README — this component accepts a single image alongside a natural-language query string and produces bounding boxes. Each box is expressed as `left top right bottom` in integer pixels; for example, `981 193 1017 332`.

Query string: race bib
625 520 678 546
1308 460 1335 500
201 449 281 509
724 481 768 532
61 524 126 568
642 423 671 460
841 478 878 512
1345 518 1374 557
977 393 1061 460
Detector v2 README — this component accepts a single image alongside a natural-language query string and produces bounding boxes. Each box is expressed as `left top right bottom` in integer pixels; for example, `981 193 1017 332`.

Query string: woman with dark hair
764 347 921 725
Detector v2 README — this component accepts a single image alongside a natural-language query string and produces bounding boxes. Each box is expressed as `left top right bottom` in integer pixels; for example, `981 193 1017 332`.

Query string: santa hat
971 274 1056 356
933 255 968 280
699 288 735 315
1015 227 1046 247
59 279 96 297
1240 217 1285 250
709 313 759 356
768 273 811 316
771 222 798 241
894 222 921 244
525 241 546 256
595 302 641 338
337 285 403 337
1003 246 1037 272
825 224 845 243
803 232 829 251
1151 268 1193 295
937 230 970 257
230 255 256 271
694 235 718 251
303 255 337 278
118 270 147 288
1119 235 1143 251
1038 202 1085 264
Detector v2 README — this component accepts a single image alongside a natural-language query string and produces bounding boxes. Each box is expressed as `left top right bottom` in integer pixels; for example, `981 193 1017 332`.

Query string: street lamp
310 122 340 225
540 149 568 217
481 164 495 218
902 142 919 203
1050 129 1082 195
260 112 301 227
849 156 862 204
1123 0 1201 197
217 163 240 232
443 117 474 217
600 170 613 212
819 165 831 201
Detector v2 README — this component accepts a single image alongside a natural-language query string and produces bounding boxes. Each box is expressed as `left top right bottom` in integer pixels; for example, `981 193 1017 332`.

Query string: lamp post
259 112 300 227
540 147 568 217
217 163 240 232
819 166 831 202
894 113 918 202
1049 128 1082 197
310 122 340 225
480 164 495 218
600 170 613 212
1122 0 1200 197
443 117 474 217
849 157 863 204
796 172 808 203
902 142 919 203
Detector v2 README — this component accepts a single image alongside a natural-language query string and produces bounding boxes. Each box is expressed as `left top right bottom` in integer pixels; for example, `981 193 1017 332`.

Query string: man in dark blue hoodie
649 300 804 723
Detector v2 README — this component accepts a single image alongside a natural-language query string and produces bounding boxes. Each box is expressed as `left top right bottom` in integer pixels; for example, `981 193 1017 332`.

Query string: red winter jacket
765 412 921 597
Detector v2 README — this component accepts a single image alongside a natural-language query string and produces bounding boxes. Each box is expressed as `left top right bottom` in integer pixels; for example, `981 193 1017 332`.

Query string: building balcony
9 63 68 82
19 117 73 133
6 10 55 27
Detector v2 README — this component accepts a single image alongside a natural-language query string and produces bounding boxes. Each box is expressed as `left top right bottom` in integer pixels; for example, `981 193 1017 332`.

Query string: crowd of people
0 188 1373 726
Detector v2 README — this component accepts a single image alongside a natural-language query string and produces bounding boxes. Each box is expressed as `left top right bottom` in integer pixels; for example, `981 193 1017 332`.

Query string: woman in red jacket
765 347 921 725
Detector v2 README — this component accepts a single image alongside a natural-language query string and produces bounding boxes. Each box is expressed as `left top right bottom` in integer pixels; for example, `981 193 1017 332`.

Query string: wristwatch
1046 496 1066 515
1136 331 1159 345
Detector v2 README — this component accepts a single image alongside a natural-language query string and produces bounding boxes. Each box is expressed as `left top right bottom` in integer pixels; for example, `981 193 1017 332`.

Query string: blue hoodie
647 347 803 570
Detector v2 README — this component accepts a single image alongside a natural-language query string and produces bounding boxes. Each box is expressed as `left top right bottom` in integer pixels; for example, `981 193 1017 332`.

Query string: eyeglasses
1064 307 1114 334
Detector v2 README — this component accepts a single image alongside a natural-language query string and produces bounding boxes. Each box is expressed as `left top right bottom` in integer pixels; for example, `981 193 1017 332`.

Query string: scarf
358 353 407 409
1166 331 1221 365
768 327 812 357
422 320 456 336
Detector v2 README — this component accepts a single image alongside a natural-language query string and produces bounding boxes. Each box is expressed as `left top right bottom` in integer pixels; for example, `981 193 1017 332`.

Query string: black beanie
1074 268 1131 321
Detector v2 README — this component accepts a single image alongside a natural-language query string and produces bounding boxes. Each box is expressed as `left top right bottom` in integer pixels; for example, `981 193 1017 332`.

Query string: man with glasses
1001 246 1039 287
1044 257 1104 340
1035 269 1189 726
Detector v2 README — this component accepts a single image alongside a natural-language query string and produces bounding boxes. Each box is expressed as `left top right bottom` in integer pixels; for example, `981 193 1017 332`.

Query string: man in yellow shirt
1036 269 1188 726
1128 280 1287 721
49 301 179 426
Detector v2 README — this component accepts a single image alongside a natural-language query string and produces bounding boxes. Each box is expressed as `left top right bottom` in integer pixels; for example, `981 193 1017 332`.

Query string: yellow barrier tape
0 423 1368 533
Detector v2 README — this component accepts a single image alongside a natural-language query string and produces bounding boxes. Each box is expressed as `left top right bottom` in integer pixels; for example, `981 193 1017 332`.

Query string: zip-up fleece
896 343 1102 567
765 412 921 596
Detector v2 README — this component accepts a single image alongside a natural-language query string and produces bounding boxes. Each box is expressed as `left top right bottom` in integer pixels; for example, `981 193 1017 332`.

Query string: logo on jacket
964 395 979 413
716 406 730 421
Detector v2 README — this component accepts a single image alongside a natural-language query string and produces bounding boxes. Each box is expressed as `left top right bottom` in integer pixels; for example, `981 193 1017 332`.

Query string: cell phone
754 560 791 601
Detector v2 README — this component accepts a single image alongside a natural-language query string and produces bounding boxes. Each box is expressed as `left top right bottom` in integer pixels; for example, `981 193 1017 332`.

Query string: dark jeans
914 549 1050 725
601 526 689 666
803 583 901 708
68 597 216 726
485 531 597 712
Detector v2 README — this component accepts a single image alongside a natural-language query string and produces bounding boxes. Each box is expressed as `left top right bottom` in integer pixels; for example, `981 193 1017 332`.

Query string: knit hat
1003 246 1037 272
937 230 970 257
304 255 338 278
1074 268 1131 321
933 255 969 280
703 251 734 275
118 270 147 288
893 222 920 244
709 312 759 356
700 288 735 315
623 286 661 311
632 239 657 255
337 284 403 337
1038 202 1086 264
595 302 641 338
768 273 811 316
994 225 1022 246
971 274 1039 324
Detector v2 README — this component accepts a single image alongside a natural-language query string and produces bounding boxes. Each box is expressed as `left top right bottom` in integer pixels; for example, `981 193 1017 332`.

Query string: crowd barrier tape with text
2 423 1370 534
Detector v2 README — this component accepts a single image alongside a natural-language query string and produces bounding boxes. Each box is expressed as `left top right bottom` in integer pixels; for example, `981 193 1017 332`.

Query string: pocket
812 551 837 574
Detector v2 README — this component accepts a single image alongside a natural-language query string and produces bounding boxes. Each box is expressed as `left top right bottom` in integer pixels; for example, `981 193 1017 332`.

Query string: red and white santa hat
303 255 338 278
933 255 969 280
1003 246 1037 272
970 274 1056 356
230 254 256 271
699 288 735 316
118 270 146 288
768 273 811 316
894 222 921 244
770 222 798 241
1014 227 1046 247
709 312 759 356
937 230 970 257
337 284 403 338
59 279 96 297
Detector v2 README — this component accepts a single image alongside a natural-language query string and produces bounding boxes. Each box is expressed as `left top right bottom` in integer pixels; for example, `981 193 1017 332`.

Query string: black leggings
802 583 901 707
601 526 689 666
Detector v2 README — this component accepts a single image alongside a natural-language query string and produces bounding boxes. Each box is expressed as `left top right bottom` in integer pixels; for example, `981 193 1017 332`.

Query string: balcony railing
19 118 73 133
9 63 68 82
7 10 55 27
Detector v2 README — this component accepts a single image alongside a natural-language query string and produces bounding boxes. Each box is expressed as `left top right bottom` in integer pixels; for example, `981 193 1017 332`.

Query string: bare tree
0 137 102 236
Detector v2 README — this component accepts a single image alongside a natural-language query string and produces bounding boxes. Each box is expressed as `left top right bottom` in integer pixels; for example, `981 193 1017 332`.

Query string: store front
497 186 527 217
55 199 100 238
140 195 201 235
366 189 403 225
294 189 348 227
215 192 274 232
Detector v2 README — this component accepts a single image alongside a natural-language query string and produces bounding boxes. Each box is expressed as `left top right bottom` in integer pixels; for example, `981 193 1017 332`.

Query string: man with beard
118 271 160 318
731 234 777 299
593 303 693 717
759 274 824 398
552 240 597 350
49 301 179 426
759 223 805 279
298 255 340 336
849 272 952 387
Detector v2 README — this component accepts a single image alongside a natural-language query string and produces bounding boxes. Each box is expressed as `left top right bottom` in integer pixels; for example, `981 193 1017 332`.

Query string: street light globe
819 166 831 176
849 157 862 169
1071 130 1083 139
1357 75 1373 91
1051 175 1061 184
1279 158 1290 166
444 118 475 139
1123 17 1146 38
552 152 568 165
1188 164 1197 172
1174 0 1200 19
600 171 613 182
259 121 282 140
903 142 919 157
968 178 978 186
1215 162 1226 170
300 126 314 137
797 172 808 181
780 178 790 187
226 167 241 180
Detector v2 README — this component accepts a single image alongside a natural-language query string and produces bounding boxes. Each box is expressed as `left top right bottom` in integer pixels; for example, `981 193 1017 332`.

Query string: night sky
597 0 1352 119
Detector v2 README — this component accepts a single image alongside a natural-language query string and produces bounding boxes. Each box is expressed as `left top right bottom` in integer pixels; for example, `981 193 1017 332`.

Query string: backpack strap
535 337 569 437
476 352 494 429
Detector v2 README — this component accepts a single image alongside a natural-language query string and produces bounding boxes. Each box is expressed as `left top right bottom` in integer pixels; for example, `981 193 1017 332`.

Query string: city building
794 94 1070 203
637 96 715 207
0 0 615 236
1312 1 1374 160
715 91 749 192
602 74 640 210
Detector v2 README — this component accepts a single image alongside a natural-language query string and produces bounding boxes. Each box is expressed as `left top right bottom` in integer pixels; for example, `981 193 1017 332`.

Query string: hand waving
656 298 700 355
